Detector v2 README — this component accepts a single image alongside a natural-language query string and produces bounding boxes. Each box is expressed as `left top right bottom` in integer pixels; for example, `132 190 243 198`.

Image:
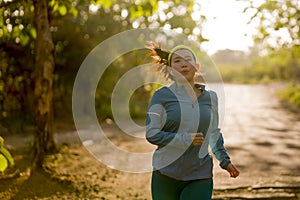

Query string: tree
32 0 56 169
247 0 299 49
246 0 300 79
0 0 77 169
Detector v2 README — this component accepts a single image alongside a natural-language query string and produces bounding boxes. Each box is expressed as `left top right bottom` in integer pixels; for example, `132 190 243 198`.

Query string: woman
145 42 240 200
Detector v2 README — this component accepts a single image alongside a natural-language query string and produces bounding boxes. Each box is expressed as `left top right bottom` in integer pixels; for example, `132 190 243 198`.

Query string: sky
89 0 264 55
197 0 261 55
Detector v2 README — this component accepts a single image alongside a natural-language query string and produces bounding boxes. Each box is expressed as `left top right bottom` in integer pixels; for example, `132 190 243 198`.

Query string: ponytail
145 41 172 80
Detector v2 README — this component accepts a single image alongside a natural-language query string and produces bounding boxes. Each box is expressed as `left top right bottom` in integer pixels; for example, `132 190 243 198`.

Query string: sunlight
132 21 139 29
89 4 100 13
121 9 128 18
267 27 293 48
195 0 265 55
158 1 170 10
193 27 201 35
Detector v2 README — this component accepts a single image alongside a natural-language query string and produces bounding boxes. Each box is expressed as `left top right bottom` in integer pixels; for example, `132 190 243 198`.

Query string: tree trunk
32 0 56 169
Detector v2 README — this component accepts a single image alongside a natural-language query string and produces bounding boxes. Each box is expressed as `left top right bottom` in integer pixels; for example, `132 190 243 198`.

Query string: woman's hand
191 133 204 146
226 163 240 178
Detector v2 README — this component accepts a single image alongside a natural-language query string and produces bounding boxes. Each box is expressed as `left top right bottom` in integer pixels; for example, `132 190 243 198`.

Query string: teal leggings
151 171 213 200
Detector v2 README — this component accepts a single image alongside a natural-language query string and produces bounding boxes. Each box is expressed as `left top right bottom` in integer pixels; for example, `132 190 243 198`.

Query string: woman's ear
194 63 201 77
195 63 200 71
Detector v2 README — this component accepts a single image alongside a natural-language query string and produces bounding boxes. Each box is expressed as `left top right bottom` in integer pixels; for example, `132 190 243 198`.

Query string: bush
277 82 300 108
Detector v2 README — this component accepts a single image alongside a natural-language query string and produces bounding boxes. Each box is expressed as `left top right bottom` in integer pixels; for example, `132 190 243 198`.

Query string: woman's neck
175 79 202 100
175 79 195 87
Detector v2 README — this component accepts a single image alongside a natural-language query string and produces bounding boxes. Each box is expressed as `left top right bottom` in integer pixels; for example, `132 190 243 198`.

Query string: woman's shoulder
153 84 174 95
207 89 217 97
150 84 175 104
195 84 218 103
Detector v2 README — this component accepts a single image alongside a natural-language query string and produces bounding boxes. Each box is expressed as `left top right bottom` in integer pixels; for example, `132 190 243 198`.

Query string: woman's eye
174 60 181 63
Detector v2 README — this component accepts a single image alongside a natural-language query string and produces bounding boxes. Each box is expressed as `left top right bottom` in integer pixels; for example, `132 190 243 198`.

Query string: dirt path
1 83 300 199
212 84 300 199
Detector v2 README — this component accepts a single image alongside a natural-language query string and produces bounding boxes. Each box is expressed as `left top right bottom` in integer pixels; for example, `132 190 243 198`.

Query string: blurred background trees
0 0 201 168
213 0 300 107
0 0 205 130
0 0 299 167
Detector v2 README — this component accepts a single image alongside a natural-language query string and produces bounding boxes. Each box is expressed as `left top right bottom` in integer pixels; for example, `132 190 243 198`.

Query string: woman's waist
153 154 213 180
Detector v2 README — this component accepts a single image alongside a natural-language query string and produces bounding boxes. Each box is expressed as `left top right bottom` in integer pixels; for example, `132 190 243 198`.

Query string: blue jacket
146 82 231 181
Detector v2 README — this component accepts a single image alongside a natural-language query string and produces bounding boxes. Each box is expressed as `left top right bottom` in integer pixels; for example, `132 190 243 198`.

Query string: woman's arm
209 91 239 177
146 90 192 149
209 91 231 168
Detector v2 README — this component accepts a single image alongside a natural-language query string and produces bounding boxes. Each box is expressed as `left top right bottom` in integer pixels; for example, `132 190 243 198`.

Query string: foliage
244 0 300 107
277 82 300 108
0 136 15 172
210 0 300 86
213 46 300 84
0 1 35 129
0 154 8 172
0 0 204 132
244 0 300 78
246 0 300 50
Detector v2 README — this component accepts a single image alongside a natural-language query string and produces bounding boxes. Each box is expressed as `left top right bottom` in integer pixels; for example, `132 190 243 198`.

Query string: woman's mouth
181 70 190 75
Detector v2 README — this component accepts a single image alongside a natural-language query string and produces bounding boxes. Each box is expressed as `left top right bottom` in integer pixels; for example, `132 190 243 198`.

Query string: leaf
53 3 59 12
12 26 21 38
0 154 8 172
198 34 209 42
94 0 112 9
187 2 194 12
149 0 158 12
49 0 56 7
103 0 112 9
0 147 14 167
130 6 144 19
1 26 8 37
69 6 78 18
274 23 283 31
30 27 36 39
59 5 67 16
20 33 30 46
0 29 4 38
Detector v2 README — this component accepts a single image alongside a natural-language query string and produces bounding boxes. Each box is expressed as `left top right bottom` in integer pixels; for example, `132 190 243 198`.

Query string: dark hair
145 41 172 80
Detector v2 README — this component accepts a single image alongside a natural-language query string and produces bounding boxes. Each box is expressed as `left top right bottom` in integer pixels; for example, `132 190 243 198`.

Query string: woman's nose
181 63 188 68
183 59 192 66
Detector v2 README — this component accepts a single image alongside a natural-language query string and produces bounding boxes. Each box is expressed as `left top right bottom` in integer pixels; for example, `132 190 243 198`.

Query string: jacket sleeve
145 90 192 149
209 91 231 169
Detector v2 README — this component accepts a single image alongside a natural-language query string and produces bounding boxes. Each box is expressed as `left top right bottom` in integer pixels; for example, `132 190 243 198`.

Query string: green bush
277 82 300 108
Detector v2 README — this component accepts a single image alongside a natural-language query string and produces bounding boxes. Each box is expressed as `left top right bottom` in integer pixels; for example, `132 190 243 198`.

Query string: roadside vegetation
213 47 300 110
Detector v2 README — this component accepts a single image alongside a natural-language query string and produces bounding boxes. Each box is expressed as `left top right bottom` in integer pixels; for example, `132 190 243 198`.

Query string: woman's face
170 49 198 83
